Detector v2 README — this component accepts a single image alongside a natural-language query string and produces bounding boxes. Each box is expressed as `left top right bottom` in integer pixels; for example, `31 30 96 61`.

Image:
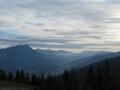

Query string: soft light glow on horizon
0 0 120 52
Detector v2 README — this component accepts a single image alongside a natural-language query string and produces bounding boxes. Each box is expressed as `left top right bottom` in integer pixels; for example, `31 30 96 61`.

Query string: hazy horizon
0 0 120 52
0 44 118 53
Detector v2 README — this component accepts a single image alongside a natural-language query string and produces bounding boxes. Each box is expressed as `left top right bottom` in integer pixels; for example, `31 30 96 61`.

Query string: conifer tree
104 61 113 90
97 67 104 90
84 67 97 90
15 70 20 82
63 70 70 90
20 70 25 82
8 72 13 81
25 72 30 84
31 74 37 86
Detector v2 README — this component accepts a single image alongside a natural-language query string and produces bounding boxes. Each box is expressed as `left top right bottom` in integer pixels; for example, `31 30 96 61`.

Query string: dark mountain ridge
0 45 62 74
0 45 119 76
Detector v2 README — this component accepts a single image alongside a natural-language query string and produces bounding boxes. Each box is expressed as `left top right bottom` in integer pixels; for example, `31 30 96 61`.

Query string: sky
0 0 120 52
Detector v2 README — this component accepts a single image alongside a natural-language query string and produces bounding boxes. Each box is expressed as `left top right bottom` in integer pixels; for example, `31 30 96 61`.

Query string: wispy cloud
0 0 120 52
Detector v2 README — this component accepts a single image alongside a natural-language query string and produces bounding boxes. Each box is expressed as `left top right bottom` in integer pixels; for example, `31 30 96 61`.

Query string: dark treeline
0 61 118 90
0 69 30 84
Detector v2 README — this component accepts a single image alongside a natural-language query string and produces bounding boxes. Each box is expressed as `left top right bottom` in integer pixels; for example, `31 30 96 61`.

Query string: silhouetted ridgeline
0 46 120 90
0 45 114 75
0 54 120 90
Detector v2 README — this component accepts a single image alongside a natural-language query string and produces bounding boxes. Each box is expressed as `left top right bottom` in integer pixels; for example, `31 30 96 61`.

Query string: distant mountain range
0 45 62 74
36 49 73 56
0 45 119 75
66 51 114 69
67 52 120 90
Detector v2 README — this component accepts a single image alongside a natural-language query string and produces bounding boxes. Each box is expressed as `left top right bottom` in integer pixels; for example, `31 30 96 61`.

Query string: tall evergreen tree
104 61 113 90
39 74 45 90
8 72 13 81
15 70 20 82
84 67 97 90
0 70 7 80
20 70 25 82
46 73 55 90
69 69 79 90
63 70 70 90
25 72 30 84
97 67 104 90
31 74 37 86
104 61 111 81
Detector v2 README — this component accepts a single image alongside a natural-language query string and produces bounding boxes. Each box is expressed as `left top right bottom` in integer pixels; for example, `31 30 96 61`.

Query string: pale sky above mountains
0 0 120 52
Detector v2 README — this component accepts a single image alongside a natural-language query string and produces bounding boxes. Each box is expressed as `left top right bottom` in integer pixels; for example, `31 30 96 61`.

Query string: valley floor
0 87 32 90
0 80 33 90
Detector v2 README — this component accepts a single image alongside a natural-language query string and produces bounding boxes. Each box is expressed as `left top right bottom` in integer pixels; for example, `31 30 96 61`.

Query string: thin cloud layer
0 0 120 52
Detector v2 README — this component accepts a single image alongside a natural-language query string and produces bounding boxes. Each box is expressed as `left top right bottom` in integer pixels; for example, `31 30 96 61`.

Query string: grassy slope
0 80 32 88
